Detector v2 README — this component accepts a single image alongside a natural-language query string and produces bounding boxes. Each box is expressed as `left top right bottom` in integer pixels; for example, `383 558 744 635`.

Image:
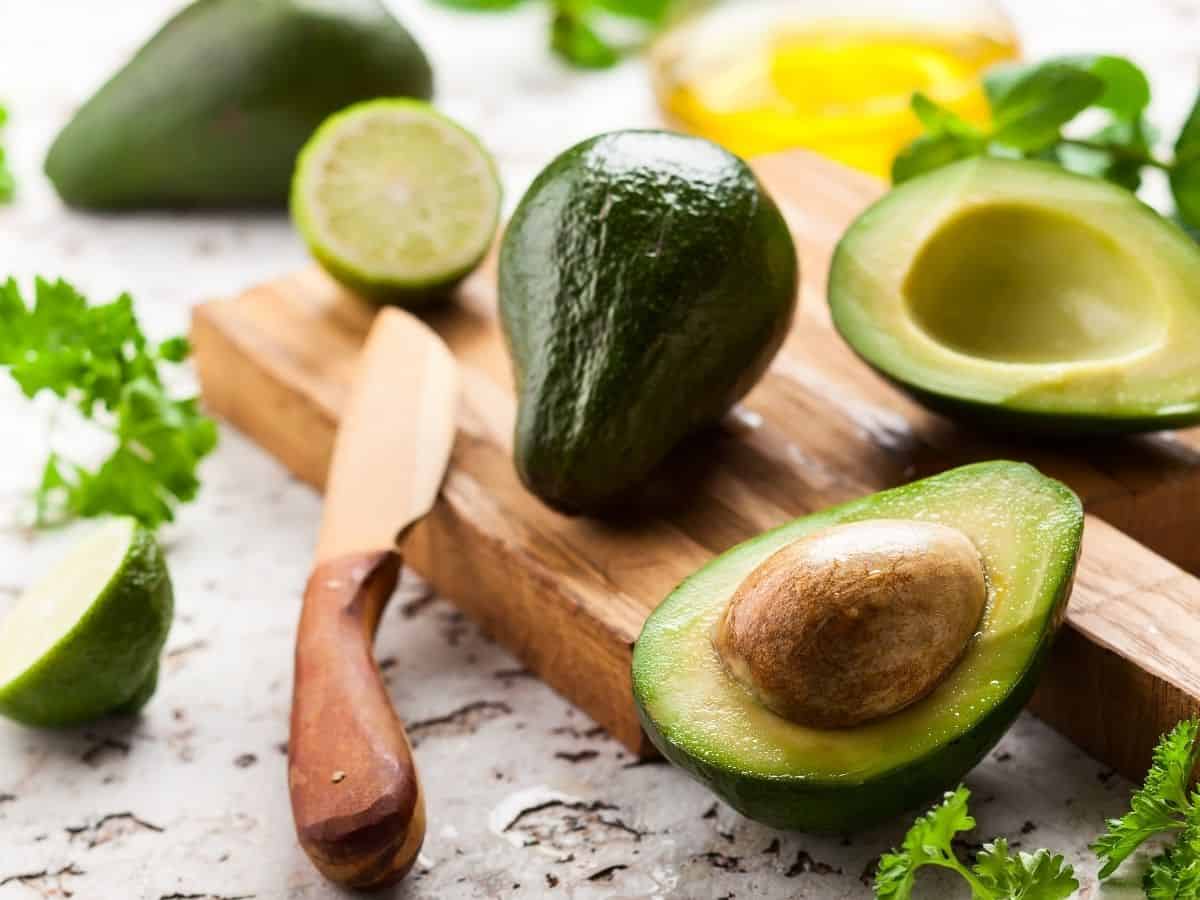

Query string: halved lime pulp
0 517 173 727
291 99 502 305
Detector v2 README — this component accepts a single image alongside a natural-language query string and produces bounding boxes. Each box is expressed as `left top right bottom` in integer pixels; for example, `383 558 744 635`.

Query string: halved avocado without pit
829 158 1200 433
632 461 1082 833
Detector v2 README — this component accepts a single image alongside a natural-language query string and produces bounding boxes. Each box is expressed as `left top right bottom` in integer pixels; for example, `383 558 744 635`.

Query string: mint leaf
989 62 1105 151
1067 55 1151 120
594 0 671 23
431 0 527 8
1172 91 1200 228
911 92 982 138
551 5 620 68
892 131 979 183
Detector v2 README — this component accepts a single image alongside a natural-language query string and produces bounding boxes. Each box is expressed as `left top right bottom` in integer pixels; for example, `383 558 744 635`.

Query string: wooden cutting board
192 149 1200 781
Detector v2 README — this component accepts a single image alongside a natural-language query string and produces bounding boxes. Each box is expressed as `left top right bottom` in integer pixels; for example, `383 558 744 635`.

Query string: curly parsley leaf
0 277 217 529
1094 717 1200 881
875 786 976 898
973 839 1078 900
875 787 1076 900
1144 818 1200 900
0 104 12 203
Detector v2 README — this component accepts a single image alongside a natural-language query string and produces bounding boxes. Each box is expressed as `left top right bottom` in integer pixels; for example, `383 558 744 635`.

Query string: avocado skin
636 626 1060 832
873 373 1200 436
499 130 799 514
45 0 433 209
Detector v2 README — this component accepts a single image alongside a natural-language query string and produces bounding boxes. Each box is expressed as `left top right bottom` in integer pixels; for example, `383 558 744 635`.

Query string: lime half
292 99 502 305
0 518 173 727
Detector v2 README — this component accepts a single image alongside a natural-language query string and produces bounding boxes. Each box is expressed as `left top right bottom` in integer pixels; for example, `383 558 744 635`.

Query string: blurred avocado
45 0 434 209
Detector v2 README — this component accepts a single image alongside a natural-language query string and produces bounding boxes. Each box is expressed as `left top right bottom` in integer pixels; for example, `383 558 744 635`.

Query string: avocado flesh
499 130 799 514
45 0 433 209
829 158 1200 433
632 461 1082 832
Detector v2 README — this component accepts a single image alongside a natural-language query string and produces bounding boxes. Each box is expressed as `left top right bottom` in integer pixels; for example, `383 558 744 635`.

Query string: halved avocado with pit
631 461 1082 833
829 158 1200 433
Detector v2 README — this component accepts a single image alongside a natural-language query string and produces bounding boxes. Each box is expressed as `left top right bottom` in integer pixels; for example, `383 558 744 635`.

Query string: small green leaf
594 0 672 23
551 6 621 68
910 93 982 138
989 62 1105 151
157 336 191 363
891 131 980 184
1171 156 1200 229
874 786 975 898
1175 90 1200 162
429 0 527 10
1094 718 1200 879
1066 55 1152 120
974 839 1078 899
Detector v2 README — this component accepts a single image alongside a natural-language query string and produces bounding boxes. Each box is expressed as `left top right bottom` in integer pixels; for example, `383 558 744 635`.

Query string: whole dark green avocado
499 130 799 514
45 0 433 209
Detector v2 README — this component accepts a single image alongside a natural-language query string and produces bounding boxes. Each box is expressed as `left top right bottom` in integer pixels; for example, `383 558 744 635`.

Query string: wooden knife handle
288 550 425 890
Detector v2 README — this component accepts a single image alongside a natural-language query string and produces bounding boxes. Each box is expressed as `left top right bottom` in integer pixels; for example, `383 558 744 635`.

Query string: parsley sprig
875 786 1078 899
431 0 671 68
1094 718 1200 897
0 277 217 529
895 55 1200 230
0 103 13 202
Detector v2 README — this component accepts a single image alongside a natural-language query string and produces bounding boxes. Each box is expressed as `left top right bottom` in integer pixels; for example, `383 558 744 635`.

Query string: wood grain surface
192 149 1200 778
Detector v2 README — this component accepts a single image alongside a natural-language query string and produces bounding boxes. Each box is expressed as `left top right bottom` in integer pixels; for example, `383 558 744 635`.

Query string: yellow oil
651 23 1019 176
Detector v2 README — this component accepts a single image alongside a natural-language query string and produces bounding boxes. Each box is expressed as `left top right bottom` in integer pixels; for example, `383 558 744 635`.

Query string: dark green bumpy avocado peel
499 130 799 514
45 0 433 209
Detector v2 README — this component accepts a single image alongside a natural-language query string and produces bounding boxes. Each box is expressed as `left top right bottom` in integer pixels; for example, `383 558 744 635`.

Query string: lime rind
0 518 174 727
292 99 501 306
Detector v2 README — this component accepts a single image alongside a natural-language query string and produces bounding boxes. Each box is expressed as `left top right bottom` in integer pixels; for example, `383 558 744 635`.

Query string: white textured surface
0 2 1196 897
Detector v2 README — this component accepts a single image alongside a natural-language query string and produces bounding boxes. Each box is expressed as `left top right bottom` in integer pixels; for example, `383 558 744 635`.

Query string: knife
288 308 458 890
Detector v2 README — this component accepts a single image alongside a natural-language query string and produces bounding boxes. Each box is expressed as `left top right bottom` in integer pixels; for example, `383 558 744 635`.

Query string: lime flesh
291 99 502 305
0 518 173 727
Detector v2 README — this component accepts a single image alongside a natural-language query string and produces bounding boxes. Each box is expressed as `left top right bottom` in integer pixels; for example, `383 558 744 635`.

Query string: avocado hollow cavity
829 158 1200 433
713 519 987 729
904 203 1163 366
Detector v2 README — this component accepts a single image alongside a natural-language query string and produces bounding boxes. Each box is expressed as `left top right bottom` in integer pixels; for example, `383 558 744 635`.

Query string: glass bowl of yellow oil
650 0 1019 176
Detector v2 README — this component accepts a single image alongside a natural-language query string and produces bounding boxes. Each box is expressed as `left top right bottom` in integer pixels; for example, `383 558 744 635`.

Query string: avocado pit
712 518 987 729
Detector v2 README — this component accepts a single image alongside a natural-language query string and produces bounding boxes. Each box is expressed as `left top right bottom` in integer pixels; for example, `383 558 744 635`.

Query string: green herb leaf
1094 717 1200 878
973 839 1079 900
0 103 12 203
551 5 621 68
988 62 1105 151
1172 91 1200 228
0 277 217 529
891 131 980 184
1066 55 1152 120
876 787 1076 899
594 0 672 24
874 786 976 898
1144 816 1200 900
910 92 982 138
431 0 527 8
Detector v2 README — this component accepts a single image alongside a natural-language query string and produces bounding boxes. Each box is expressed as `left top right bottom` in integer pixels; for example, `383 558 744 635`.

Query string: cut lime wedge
291 99 502 306
0 518 173 727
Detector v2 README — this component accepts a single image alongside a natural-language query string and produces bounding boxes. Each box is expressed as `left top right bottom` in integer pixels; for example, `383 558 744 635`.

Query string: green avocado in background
45 0 433 209
499 129 799 515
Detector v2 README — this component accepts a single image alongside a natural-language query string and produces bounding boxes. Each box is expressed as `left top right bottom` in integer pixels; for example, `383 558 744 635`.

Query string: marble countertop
0 2 1197 897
